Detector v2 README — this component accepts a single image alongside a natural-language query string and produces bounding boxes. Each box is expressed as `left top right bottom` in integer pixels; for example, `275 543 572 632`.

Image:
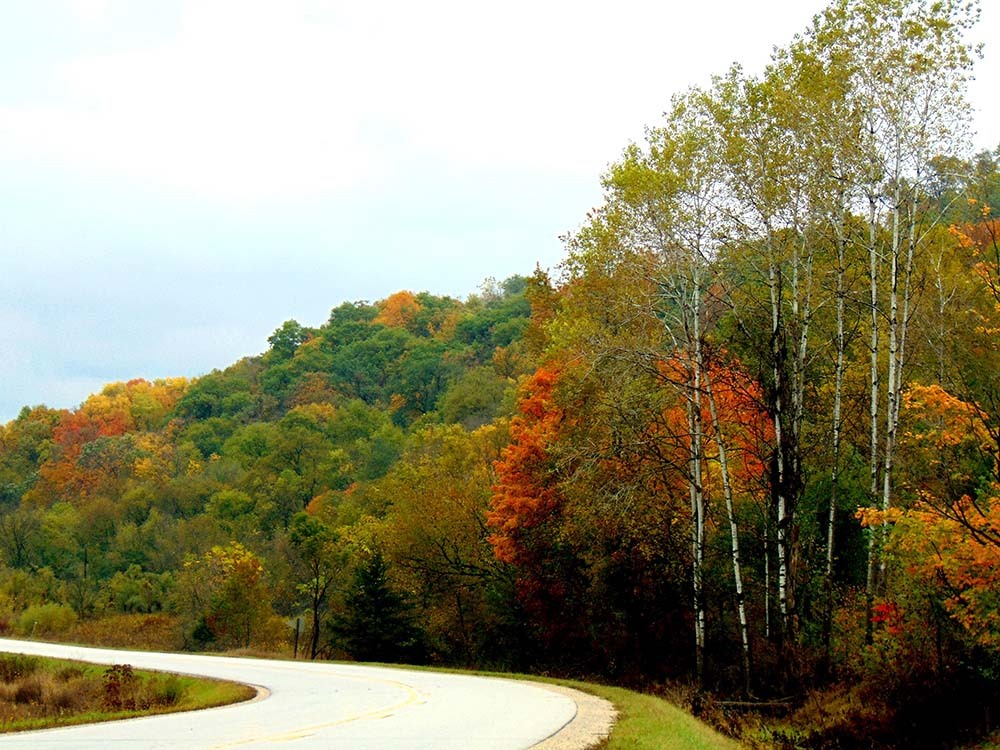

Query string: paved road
0 639 583 749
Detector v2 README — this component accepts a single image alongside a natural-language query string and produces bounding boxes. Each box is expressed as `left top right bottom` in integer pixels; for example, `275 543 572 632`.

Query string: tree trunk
825 210 848 668
687 279 707 685
865 194 881 644
768 251 791 638
706 370 752 695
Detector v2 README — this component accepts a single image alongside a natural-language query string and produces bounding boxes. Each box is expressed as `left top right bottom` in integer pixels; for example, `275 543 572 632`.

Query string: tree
437 366 511 429
267 320 311 362
0 507 40 569
0 406 66 509
329 552 424 663
950 217 1000 457
551 86 774 684
287 512 341 659
488 368 566 570
711 60 821 641
806 0 981 616
179 542 273 650
379 423 510 663
373 291 422 331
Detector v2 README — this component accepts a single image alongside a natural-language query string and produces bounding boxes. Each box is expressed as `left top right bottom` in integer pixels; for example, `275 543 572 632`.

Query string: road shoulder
529 683 616 750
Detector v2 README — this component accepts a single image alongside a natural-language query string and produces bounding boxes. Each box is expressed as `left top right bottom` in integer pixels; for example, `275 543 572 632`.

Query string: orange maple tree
487 366 565 567
866 383 1000 649
374 291 422 330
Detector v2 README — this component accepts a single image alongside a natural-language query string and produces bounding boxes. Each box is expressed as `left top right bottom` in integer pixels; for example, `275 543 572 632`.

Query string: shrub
13 675 43 704
0 653 39 682
16 603 78 636
103 663 143 712
145 674 184 707
49 680 87 711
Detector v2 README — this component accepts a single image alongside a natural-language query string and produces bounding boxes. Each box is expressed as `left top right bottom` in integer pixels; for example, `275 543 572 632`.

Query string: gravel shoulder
529 683 617 750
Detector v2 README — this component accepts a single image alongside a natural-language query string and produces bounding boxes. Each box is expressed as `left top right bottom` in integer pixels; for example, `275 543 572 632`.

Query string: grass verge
501 675 738 750
0 653 256 734
559 682 739 750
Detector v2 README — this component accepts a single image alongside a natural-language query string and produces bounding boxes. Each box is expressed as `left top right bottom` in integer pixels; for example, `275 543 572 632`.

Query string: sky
0 0 997 423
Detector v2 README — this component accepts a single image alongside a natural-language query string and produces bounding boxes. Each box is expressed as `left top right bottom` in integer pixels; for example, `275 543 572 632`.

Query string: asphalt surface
0 638 611 749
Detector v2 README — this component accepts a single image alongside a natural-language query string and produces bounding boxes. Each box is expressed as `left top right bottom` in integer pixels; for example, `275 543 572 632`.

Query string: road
0 638 606 749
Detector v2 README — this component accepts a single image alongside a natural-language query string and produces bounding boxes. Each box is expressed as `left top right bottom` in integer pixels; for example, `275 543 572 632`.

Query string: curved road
0 638 606 749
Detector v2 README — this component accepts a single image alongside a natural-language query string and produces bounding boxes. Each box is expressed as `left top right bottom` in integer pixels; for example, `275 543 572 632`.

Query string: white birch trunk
768 252 790 632
689 256 706 686
865 196 881 615
705 370 752 695
687 390 705 685
828 227 846 580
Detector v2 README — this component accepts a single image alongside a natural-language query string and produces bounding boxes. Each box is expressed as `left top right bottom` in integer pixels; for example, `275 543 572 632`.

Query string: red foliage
26 379 188 505
871 600 904 637
658 350 773 494
487 367 564 566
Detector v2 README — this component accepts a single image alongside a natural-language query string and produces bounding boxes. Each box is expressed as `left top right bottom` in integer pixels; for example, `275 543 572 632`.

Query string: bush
49 680 86 711
64 613 184 651
102 664 145 711
145 674 184 707
16 602 78 636
13 675 43 704
103 566 174 614
0 653 39 682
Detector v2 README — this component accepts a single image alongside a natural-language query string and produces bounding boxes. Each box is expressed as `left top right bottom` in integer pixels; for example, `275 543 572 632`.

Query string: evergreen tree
330 553 424 664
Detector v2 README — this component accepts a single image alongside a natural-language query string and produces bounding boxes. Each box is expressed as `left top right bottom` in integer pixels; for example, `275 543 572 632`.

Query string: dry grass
0 653 255 733
0 656 102 727
59 613 185 652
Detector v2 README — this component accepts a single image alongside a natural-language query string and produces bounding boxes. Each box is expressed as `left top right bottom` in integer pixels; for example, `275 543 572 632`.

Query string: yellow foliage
374 290 421 328
891 489 1000 649
856 506 904 528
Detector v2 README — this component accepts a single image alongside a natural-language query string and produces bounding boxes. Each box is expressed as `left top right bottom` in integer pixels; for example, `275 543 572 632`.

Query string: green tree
266 320 312 362
287 512 342 659
379 423 509 663
330 552 424 663
437 366 510 429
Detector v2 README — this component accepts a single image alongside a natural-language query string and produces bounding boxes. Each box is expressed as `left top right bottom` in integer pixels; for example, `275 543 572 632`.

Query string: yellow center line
210 666 426 748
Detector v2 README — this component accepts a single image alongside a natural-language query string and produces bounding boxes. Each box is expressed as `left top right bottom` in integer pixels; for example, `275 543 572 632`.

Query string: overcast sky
0 0 997 423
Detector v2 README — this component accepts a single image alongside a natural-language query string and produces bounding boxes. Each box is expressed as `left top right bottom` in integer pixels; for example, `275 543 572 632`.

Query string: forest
2 0 1000 746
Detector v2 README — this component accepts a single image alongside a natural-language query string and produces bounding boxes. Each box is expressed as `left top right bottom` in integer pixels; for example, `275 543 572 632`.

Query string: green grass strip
0 654 256 734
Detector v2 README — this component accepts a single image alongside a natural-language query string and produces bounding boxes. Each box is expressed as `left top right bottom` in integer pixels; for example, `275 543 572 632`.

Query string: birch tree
711 63 822 640
558 89 759 685
810 0 980 606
